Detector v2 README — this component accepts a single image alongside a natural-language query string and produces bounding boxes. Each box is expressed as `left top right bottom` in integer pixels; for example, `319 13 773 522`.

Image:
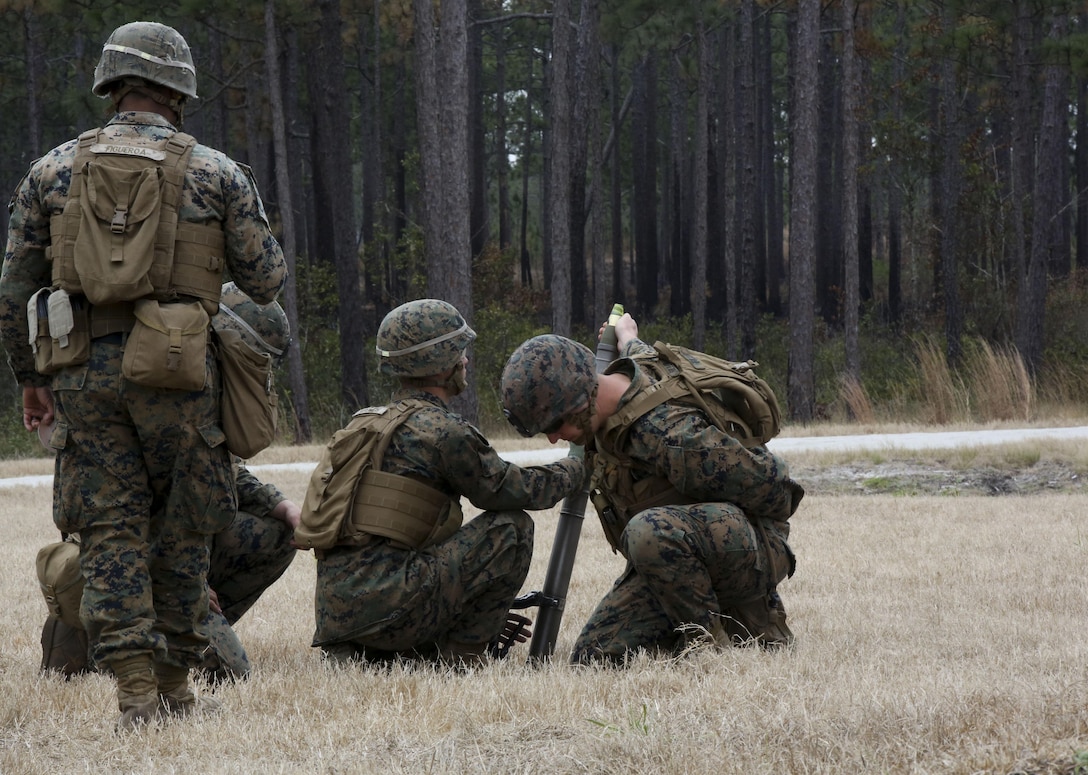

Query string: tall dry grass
1 457 1087 774
907 337 1039 426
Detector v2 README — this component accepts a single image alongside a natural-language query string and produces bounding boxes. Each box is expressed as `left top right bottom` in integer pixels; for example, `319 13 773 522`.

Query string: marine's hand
272 498 304 549
209 587 222 615
272 498 301 530
22 386 54 432
614 313 638 350
486 612 533 659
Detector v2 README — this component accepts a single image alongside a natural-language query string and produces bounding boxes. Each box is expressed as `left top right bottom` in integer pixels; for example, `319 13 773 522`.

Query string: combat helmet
376 299 476 378
92 21 198 100
212 282 290 363
500 334 597 437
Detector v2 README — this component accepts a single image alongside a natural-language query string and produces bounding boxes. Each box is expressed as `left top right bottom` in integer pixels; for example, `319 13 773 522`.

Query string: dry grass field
1 439 1087 775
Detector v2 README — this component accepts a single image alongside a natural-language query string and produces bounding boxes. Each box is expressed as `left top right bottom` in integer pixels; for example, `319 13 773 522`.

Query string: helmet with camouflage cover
500 334 597 437
376 299 476 378
92 21 198 100
212 282 290 364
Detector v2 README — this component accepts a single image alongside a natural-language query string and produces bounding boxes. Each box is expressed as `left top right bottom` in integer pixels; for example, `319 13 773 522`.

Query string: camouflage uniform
201 465 296 679
42 464 296 681
542 337 801 664
314 390 586 662
0 110 286 675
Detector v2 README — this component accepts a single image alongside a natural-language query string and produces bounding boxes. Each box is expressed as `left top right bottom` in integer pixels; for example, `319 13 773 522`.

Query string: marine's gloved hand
487 612 533 659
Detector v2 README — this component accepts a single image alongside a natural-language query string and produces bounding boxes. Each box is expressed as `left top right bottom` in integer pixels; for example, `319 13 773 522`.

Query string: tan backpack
48 128 225 311
591 342 787 552
297 399 459 551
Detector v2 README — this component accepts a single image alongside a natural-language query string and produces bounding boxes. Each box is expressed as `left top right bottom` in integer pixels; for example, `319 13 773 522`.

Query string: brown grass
912 335 967 424
838 373 876 424
964 340 1036 423
2 449 1088 774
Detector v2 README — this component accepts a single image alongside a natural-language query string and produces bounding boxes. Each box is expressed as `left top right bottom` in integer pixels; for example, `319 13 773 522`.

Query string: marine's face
547 420 588 446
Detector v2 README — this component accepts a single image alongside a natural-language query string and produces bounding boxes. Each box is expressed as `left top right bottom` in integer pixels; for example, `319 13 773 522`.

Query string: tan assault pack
591 342 784 552
296 400 462 552
48 128 225 310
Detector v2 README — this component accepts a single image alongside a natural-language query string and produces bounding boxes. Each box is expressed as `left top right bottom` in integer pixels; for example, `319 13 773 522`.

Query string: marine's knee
622 508 683 567
489 509 535 544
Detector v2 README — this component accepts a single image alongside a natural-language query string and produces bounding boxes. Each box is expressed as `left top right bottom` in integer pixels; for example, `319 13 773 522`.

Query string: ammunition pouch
349 469 462 550
29 288 91 375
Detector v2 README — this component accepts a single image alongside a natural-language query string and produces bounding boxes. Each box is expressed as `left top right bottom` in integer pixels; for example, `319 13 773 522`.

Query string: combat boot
40 615 91 678
719 589 796 649
112 654 160 731
155 662 222 718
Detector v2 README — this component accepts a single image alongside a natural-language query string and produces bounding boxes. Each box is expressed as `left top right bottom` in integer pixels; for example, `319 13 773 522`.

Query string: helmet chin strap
567 383 598 442
443 362 468 397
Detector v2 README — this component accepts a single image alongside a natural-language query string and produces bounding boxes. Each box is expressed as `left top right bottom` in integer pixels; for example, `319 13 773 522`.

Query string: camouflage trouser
314 510 534 661
200 510 296 678
51 339 236 670
40 510 293 679
571 502 793 664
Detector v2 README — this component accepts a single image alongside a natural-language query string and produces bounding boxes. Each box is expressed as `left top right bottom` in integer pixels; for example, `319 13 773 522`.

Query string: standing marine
0 21 286 729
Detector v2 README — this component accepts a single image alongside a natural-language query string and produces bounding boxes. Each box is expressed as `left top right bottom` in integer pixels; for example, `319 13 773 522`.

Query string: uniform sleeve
220 160 286 305
627 405 800 520
0 163 53 387
235 464 286 518
437 422 586 512
620 337 655 358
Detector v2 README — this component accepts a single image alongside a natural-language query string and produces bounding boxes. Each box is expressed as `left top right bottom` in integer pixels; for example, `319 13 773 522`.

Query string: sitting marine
297 299 587 665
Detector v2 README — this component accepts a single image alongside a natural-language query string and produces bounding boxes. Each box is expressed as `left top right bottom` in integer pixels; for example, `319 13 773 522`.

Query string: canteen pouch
122 298 209 390
36 539 85 630
215 327 278 458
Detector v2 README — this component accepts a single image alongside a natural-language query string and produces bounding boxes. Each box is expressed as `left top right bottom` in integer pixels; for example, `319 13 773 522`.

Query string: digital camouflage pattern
313 390 586 661
572 338 801 663
213 281 290 364
501 334 802 663
1 110 286 386
375 299 476 378
41 465 296 681
49 340 235 669
201 465 296 679
92 21 199 98
571 500 794 663
1 105 286 679
500 334 598 437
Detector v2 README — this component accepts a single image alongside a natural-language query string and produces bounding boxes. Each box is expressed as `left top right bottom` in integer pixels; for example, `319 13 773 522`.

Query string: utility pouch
36 538 85 629
28 288 90 375
73 157 163 304
590 487 628 552
215 326 278 458
122 298 209 390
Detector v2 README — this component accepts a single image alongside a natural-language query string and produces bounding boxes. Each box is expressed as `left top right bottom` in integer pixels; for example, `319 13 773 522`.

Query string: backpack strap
48 129 103 293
